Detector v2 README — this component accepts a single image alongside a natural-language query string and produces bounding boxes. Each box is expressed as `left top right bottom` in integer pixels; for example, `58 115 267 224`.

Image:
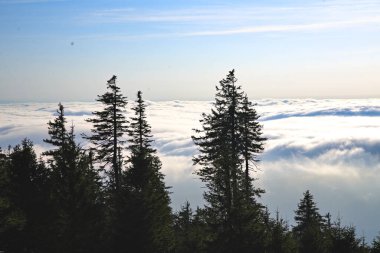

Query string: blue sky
1 0 380 101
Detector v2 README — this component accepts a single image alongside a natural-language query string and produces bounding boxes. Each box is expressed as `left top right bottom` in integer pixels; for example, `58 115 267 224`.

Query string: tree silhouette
192 69 266 252
84 75 128 192
293 190 326 253
44 103 104 253
0 140 50 252
123 91 173 253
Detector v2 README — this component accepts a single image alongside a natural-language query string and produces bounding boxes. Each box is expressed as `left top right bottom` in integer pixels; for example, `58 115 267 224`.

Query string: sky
1 0 380 102
1 99 380 241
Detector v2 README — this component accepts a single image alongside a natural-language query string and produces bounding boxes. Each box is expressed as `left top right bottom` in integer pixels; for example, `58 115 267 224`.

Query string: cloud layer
1 99 380 240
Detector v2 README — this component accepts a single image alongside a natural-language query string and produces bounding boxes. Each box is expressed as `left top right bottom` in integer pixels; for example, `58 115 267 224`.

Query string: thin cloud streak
86 0 380 24
88 6 302 23
79 0 380 40
77 17 380 41
182 18 380 36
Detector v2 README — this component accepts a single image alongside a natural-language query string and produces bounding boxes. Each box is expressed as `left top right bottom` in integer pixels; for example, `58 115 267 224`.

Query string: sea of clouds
1 99 380 241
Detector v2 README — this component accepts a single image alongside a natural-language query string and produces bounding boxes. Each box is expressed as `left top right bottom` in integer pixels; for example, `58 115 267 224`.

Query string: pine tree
44 103 104 253
192 70 266 252
239 95 266 198
323 214 363 253
173 202 210 253
84 75 128 192
43 103 67 157
293 190 326 253
267 210 297 253
174 201 194 253
123 91 173 253
0 140 50 253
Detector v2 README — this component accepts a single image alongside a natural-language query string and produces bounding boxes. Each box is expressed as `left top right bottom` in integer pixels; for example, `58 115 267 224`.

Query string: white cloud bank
1 99 380 240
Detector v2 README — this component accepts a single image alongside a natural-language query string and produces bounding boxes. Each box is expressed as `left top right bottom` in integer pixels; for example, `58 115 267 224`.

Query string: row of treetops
1 70 379 252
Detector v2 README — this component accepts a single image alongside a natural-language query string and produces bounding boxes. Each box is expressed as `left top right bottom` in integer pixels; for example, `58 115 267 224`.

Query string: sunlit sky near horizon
1 0 380 102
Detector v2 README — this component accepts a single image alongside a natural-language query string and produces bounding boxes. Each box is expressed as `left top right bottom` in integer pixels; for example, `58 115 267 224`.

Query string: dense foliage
192 69 267 252
0 72 378 253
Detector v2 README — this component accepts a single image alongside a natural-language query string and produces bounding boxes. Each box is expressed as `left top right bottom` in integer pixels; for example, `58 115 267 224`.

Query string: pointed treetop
59 102 63 112
228 69 237 82
137 90 142 100
107 75 117 84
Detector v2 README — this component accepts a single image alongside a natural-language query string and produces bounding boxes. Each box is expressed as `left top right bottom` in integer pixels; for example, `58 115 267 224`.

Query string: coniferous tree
0 140 50 253
0 147 11 249
267 210 297 253
173 201 195 253
124 91 173 253
293 190 326 253
84 75 128 192
173 202 211 253
192 70 266 253
372 234 380 253
173 201 211 253
239 95 266 198
44 103 104 253
324 215 361 253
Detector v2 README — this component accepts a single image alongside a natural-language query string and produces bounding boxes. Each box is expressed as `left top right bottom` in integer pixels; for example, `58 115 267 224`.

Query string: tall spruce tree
239 95 266 198
84 75 128 192
293 190 326 253
44 103 104 253
124 91 173 253
192 70 266 253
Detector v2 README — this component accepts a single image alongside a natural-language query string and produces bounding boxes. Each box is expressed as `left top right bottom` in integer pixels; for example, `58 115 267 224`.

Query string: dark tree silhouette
192 69 266 253
123 91 173 253
173 201 211 253
84 75 128 192
266 210 297 253
239 95 266 197
0 139 50 253
372 234 380 253
44 103 104 253
293 190 326 253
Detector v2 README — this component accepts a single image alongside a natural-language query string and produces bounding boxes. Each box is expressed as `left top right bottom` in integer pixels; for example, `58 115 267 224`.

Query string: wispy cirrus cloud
80 0 380 39
77 17 380 41
87 6 301 24
182 17 380 36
